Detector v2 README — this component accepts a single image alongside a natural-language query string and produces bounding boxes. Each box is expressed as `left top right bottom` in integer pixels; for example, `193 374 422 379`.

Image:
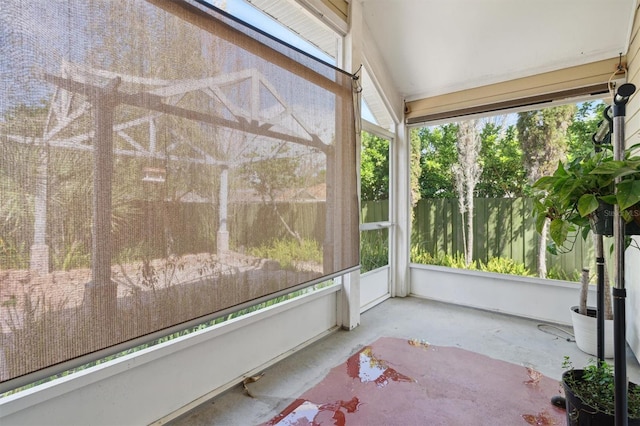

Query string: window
410 99 605 280
360 125 392 273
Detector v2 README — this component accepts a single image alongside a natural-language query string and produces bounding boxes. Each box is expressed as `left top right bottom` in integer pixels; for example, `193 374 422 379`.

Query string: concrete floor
168 297 640 426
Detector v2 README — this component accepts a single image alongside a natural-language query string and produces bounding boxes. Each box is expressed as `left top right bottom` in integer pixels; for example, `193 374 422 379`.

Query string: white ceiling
361 0 637 102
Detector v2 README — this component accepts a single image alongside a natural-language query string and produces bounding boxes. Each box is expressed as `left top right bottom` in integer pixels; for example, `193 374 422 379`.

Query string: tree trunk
537 217 549 278
453 119 481 268
466 191 474 266
591 229 613 320
579 268 589 315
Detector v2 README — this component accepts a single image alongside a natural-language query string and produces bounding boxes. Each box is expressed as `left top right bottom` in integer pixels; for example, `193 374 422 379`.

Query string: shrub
249 238 322 270
410 247 476 269
546 265 581 282
360 242 388 273
479 257 533 276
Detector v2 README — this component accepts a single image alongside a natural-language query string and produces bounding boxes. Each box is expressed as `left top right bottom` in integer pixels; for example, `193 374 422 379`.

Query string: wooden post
84 78 120 341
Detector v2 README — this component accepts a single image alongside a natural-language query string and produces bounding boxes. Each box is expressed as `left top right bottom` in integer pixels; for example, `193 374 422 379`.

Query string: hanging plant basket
629 203 640 232
591 202 640 236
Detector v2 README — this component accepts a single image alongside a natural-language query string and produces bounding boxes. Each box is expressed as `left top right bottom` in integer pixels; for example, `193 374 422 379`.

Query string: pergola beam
43 73 328 154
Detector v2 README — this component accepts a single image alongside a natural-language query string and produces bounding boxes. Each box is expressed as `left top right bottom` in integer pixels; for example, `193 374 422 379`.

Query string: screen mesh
0 0 358 387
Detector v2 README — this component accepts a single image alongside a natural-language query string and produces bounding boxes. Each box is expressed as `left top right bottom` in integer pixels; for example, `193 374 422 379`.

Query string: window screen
0 0 358 389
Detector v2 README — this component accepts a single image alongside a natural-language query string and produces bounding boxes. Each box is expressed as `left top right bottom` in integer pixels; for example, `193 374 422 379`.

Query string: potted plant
531 143 640 357
531 143 640 249
561 357 640 425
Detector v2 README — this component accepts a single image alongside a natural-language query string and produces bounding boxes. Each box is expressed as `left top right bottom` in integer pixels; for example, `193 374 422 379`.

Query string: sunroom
1 0 640 424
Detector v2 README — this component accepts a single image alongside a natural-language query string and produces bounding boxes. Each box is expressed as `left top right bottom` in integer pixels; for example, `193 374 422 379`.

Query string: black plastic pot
563 370 640 426
592 202 640 236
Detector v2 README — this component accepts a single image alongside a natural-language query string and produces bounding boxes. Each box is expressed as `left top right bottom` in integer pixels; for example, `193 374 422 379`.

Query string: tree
409 127 423 209
360 131 389 202
517 104 576 277
241 153 305 244
452 119 482 266
477 123 527 197
414 119 527 199
567 101 607 159
414 123 459 198
517 105 577 183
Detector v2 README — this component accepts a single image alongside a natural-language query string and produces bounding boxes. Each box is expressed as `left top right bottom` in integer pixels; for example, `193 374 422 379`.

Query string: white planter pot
570 306 614 358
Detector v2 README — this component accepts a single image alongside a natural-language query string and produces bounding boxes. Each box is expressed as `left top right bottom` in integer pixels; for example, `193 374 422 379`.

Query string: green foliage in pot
532 143 640 252
562 357 640 419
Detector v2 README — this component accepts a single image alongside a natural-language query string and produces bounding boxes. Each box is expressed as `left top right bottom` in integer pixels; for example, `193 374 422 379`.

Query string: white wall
0 286 341 425
624 1 640 360
627 243 640 357
410 264 591 326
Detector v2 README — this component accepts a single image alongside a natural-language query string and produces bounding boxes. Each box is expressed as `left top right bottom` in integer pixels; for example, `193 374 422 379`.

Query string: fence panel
409 198 592 277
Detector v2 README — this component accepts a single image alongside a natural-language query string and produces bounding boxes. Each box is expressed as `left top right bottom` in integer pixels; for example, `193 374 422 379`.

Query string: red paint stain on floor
346 346 414 387
265 397 360 426
262 337 566 425
522 410 559 425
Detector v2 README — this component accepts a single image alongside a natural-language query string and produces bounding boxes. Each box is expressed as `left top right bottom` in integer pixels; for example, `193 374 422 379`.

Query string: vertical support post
30 146 50 274
612 82 635 426
323 145 336 275
217 165 229 254
592 106 611 365
335 0 363 330
340 270 360 330
596 237 605 364
84 78 120 339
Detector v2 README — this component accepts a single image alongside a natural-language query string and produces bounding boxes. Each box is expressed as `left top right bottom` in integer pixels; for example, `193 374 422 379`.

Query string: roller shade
406 57 624 125
0 0 358 390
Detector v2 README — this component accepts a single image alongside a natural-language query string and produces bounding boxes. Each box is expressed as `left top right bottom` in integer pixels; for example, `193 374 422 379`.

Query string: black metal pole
596 241 605 364
612 82 635 426
592 106 611 366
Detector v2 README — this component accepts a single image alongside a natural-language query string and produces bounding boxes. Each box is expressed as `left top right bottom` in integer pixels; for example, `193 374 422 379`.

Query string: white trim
392 122 409 297
360 266 391 312
296 0 349 35
410 264 583 325
340 270 361 329
362 119 394 140
361 294 390 313
359 221 392 231
623 0 639 55
361 42 403 124
151 325 339 425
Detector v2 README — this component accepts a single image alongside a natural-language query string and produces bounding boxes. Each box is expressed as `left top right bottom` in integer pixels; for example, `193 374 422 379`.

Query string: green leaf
626 142 640 154
552 161 568 177
549 218 570 246
590 161 625 174
535 213 547 234
616 180 640 210
577 194 599 217
532 176 556 189
624 159 640 168
611 166 639 179
599 195 617 204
